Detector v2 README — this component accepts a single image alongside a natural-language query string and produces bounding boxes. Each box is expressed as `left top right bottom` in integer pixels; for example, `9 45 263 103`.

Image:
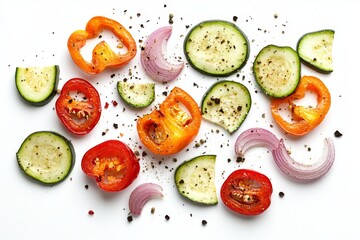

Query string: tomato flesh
55 78 101 135
221 169 272 215
81 140 140 192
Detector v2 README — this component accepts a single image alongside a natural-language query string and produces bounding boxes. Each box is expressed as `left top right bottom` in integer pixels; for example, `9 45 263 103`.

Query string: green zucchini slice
117 81 155 108
15 65 60 106
16 131 75 185
201 80 251 134
175 155 218 205
253 45 301 98
184 20 249 76
297 29 335 73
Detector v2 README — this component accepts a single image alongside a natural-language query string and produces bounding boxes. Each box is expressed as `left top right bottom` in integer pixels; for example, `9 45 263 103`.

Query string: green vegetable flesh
15 65 60 106
184 20 249 76
201 80 251 134
297 29 335 73
175 155 218 205
253 45 300 98
117 81 155 108
16 131 75 185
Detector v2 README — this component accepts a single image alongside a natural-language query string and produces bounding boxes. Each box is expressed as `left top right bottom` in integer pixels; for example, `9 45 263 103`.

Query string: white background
1 0 359 239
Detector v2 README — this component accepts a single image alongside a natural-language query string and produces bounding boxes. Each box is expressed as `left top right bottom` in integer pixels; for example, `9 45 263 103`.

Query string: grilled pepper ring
137 87 202 155
67 16 137 74
271 75 331 136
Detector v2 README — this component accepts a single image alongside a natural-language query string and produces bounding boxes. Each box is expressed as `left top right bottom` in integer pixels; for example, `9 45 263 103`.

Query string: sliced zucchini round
184 20 249 77
117 81 155 108
15 65 60 106
16 131 75 185
201 80 251 134
253 45 301 98
175 155 218 205
297 29 335 73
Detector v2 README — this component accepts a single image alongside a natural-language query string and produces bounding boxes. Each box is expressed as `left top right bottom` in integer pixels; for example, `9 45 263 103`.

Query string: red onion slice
234 127 335 182
235 127 280 157
129 183 163 215
140 26 184 83
272 138 335 182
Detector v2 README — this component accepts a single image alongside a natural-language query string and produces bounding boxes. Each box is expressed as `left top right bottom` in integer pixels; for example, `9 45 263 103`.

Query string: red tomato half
221 169 273 215
55 78 101 135
81 140 140 192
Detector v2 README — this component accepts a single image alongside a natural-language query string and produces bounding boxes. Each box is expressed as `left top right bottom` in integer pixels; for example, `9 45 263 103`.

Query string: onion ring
129 183 163 215
234 127 335 182
140 26 184 83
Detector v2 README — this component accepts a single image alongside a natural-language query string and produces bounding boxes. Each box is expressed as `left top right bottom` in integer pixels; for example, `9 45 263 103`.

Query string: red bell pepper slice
221 169 273 215
81 140 140 192
55 78 101 135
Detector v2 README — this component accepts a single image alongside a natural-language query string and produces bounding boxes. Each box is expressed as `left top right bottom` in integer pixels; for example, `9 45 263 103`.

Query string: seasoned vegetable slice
15 65 59 106
117 81 155 108
184 20 249 76
201 80 251 134
253 45 301 98
297 29 335 73
175 155 217 205
16 131 75 185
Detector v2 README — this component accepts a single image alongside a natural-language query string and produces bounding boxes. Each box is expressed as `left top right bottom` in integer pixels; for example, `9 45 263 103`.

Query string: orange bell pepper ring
271 75 331 136
67 16 137 74
137 87 202 155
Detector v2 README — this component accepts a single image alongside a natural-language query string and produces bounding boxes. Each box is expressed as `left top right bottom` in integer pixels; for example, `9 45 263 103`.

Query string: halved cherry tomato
137 87 202 155
67 16 137 74
221 169 273 215
271 75 331 136
81 140 140 192
55 78 101 135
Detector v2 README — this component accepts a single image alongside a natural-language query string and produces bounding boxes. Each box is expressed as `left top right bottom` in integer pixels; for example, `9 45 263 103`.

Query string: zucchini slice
184 20 249 77
117 81 155 108
297 29 335 73
253 45 301 98
175 155 217 205
16 131 75 185
15 65 60 106
201 80 251 134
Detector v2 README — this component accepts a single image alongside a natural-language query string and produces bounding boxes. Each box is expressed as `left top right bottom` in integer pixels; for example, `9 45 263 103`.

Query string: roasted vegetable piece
137 87 201 155
184 20 249 76
221 169 272 215
67 16 137 74
271 75 331 136
55 78 101 135
175 155 217 205
81 140 140 192
297 29 335 73
15 65 59 106
16 131 75 185
253 44 301 98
